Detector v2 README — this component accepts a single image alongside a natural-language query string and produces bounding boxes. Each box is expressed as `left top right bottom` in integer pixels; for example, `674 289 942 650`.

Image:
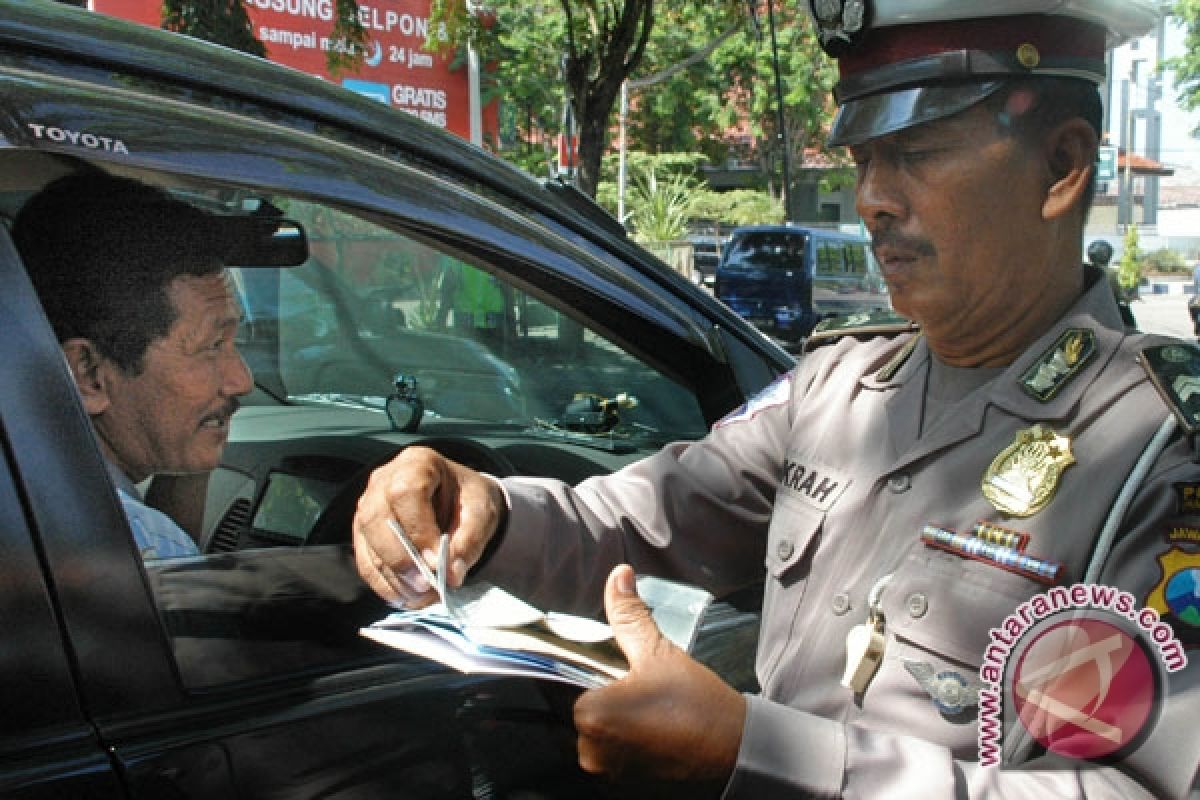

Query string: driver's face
96 271 253 480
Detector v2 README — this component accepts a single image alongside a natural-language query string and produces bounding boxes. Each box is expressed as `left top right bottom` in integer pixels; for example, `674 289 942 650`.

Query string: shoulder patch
1141 343 1200 434
804 309 918 353
714 370 794 429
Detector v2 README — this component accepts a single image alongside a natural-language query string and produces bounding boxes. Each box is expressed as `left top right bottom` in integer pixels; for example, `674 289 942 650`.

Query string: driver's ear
1042 117 1097 221
61 338 113 415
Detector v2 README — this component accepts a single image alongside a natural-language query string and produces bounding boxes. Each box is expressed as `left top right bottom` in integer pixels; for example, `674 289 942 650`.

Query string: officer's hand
573 565 745 785
353 446 506 606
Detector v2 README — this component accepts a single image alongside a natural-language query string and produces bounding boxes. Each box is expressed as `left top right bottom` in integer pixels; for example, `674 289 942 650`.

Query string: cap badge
809 0 871 57
982 424 1075 518
1016 43 1041 70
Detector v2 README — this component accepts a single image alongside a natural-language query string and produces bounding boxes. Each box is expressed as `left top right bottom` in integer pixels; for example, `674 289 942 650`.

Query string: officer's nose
854 154 906 234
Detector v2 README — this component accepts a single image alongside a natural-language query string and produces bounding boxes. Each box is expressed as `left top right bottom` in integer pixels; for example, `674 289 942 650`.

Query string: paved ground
1129 292 1196 340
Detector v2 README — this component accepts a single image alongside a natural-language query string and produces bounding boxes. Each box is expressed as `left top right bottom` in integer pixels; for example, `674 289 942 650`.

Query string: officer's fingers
603 564 667 668
442 466 508 587
575 714 631 777
354 446 448 571
353 529 435 607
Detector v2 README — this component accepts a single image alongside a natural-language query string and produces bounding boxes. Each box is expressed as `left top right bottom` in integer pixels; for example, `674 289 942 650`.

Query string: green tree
1119 225 1143 298
157 0 366 74
431 0 760 197
1168 0 1200 124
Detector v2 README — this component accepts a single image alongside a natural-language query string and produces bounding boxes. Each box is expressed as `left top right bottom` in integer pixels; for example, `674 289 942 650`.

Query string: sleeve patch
714 370 794 429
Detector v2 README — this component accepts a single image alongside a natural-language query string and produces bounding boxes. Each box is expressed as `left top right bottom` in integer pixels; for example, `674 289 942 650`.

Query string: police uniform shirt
477 269 1200 798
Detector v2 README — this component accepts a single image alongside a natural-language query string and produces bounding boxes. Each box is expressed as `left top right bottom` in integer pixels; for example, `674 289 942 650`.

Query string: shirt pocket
764 494 824 584
863 547 1046 753
758 497 825 681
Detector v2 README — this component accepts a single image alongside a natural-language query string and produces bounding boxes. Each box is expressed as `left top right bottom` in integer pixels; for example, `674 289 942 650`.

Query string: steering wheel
305 437 516 547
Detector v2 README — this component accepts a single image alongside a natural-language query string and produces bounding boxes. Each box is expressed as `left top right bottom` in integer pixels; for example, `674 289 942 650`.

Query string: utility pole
765 1 795 222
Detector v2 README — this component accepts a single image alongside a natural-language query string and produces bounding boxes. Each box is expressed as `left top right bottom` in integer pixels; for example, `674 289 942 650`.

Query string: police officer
1088 238 1136 328
354 2 1199 797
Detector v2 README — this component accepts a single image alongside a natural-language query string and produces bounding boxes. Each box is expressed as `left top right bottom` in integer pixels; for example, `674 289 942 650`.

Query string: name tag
780 456 850 512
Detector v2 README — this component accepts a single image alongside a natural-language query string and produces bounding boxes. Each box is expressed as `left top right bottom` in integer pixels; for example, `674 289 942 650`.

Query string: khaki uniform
480 272 1200 798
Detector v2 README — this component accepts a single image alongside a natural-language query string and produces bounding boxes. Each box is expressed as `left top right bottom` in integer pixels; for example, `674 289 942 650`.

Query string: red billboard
89 0 495 142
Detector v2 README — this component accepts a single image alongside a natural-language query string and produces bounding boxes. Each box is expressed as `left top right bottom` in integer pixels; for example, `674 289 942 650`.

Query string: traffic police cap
809 0 1161 147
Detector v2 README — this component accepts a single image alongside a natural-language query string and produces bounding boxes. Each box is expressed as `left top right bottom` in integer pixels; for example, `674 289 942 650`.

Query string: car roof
729 225 868 242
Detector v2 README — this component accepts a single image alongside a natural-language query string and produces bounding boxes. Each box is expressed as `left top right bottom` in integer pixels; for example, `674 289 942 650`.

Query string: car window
726 232 806 271
815 241 843 277
234 198 708 445
151 189 710 690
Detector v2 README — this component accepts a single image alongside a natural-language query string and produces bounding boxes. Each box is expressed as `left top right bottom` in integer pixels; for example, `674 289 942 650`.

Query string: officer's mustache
870 230 937 260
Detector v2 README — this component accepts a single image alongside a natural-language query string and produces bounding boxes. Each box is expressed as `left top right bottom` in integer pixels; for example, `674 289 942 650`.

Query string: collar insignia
982 424 1075 518
1019 328 1096 402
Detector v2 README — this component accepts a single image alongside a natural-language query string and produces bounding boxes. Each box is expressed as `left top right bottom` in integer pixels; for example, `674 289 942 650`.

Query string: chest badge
982 424 1075 517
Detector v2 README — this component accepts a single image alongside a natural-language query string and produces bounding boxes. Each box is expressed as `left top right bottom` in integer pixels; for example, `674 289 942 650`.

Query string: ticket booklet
360 533 713 689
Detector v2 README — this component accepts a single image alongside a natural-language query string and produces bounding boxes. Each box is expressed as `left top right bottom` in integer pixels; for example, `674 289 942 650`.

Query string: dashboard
202 403 651 553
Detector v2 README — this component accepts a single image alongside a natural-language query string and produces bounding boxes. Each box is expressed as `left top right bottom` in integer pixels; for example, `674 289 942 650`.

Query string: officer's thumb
603 564 664 669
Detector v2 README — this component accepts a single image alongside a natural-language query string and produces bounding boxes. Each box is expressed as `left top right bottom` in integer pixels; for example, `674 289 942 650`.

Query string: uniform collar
990 265 1133 423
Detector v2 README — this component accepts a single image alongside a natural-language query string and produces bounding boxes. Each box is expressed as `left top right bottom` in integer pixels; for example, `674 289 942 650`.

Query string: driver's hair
13 171 230 374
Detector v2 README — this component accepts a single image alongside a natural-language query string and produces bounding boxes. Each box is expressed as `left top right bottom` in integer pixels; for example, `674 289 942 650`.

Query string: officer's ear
1042 117 1097 221
61 337 114 416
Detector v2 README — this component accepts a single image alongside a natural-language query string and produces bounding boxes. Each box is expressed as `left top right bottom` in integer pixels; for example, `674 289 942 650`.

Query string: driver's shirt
105 461 200 560
481 268 1200 799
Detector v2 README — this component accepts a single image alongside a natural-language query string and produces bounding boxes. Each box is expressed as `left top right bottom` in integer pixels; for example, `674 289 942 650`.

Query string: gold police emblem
982 425 1075 517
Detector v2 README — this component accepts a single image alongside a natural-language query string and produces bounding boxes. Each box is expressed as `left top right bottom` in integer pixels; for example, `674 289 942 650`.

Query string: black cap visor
828 81 1005 147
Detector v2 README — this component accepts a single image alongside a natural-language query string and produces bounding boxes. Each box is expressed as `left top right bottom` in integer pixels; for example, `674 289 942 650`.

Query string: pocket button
831 591 852 615
776 539 795 561
906 592 929 619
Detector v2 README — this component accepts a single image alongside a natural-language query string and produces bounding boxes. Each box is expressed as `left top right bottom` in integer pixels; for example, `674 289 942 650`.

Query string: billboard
89 0 495 142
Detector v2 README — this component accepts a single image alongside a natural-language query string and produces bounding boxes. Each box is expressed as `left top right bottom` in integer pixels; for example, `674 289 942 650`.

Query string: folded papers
361 531 713 688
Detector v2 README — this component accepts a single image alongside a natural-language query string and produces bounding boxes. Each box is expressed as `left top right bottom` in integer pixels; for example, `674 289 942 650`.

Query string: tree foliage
430 0 818 199
1169 0 1200 124
1119 224 1143 293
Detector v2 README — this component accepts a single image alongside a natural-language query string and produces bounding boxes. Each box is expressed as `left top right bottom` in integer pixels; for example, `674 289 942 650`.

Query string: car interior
3 148 760 693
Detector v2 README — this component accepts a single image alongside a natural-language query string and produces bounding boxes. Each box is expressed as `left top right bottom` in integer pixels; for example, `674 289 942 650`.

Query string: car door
0 232 125 799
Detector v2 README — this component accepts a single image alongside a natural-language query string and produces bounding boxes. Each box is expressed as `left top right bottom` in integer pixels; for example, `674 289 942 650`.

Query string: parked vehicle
0 2 792 797
686 219 729 288
713 224 890 341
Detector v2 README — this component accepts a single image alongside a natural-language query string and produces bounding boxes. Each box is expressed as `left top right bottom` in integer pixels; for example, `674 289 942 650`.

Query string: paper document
361 526 714 688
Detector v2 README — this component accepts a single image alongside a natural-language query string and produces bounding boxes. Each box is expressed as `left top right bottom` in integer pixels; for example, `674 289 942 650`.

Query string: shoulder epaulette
803 310 919 353
1141 343 1200 435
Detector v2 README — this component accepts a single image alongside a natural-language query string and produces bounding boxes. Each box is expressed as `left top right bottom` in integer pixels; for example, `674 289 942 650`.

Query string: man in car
353 2 1198 797
13 172 254 559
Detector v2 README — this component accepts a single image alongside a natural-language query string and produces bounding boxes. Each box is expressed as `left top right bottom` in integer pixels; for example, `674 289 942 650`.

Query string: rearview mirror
225 218 308 267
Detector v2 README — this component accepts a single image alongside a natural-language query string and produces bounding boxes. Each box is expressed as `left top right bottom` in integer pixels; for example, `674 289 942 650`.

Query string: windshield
230 196 708 447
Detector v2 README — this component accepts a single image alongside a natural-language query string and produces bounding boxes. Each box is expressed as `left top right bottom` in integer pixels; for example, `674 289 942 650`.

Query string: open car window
234 197 708 447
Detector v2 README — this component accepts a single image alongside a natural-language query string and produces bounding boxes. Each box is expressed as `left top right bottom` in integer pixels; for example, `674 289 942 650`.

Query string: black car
0 2 792 798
